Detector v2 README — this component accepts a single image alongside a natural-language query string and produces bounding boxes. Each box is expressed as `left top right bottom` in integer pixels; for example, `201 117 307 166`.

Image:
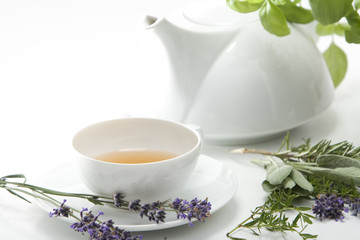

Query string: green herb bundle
228 133 360 239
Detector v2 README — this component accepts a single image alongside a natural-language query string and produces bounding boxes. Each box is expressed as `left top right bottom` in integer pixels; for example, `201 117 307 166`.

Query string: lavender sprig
312 194 360 221
126 197 212 226
1 174 212 239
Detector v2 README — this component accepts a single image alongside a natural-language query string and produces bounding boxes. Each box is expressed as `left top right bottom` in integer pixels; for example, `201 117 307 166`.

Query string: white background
1 0 360 239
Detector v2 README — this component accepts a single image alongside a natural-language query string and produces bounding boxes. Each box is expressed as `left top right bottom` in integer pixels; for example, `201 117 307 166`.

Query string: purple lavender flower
128 199 142 212
113 193 126 208
346 198 360 216
128 200 166 224
49 199 72 218
70 208 143 240
312 194 345 221
171 197 212 226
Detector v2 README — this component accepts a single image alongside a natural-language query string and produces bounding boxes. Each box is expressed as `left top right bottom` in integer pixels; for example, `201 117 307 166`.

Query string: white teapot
142 0 334 145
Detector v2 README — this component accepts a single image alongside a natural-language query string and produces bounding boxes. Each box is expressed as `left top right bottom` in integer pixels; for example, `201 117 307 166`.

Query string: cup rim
72 117 201 166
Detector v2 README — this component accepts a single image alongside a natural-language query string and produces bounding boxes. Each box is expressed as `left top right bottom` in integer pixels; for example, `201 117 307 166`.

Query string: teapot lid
183 0 258 26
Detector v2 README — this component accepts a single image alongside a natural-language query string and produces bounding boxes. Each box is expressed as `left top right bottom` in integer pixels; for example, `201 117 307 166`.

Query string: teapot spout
144 14 239 121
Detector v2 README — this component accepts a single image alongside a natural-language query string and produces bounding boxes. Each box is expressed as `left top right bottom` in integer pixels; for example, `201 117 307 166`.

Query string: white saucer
34 155 238 231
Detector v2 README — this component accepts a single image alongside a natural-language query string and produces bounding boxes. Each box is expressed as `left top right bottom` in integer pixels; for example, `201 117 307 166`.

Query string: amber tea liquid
95 149 177 164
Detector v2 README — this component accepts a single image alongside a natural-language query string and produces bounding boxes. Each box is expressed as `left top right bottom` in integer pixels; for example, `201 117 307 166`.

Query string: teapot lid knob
183 0 258 26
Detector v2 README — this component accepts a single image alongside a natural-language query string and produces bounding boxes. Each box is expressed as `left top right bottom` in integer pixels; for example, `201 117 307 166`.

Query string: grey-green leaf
309 0 353 25
311 167 360 186
227 0 264 13
259 0 290 36
266 162 293 185
262 180 281 192
282 176 296 189
316 154 360 168
323 42 347 87
290 169 314 192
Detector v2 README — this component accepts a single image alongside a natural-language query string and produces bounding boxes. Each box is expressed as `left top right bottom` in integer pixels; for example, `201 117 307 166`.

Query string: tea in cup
72 118 201 201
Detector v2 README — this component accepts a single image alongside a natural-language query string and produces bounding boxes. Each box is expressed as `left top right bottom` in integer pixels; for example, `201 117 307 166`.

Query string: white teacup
72 118 201 201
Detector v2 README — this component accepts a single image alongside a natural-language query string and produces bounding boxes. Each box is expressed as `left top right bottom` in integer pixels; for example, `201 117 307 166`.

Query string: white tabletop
1 1 360 239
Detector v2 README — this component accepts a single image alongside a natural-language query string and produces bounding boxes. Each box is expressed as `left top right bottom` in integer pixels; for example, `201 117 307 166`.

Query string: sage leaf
290 169 314 192
266 162 293 185
278 0 314 23
309 0 353 25
316 154 360 168
310 167 360 186
227 0 264 13
282 176 296 189
259 0 290 36
345 27 360 43
323 42 347 87
262 180 280 192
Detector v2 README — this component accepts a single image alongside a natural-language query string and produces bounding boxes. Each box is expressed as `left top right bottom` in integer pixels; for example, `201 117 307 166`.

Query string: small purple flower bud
49 199 72 218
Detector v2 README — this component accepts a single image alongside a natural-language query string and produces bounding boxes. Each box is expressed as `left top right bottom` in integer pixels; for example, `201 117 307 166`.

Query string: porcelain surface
143 0 334 145
72 118 201 201
34 155 238 231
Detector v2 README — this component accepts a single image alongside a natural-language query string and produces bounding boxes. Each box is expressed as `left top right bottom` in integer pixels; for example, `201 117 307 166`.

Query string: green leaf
302 214 313 224
1 174 26 179
248 0 264 3
259 0 290 36
355 0 360 10
300 233 318 239
227 0 264 13
323 42 347 87
311 167 360 186
262 180 281 192
6 189 31 203
278 0 314 23
345 27 360 43
309 0 353 25
316 23 350 36
270 0 286 5
290 169 314 192
282 176 296 189
345 9 360 28
316 154 360 168
266 162 293 185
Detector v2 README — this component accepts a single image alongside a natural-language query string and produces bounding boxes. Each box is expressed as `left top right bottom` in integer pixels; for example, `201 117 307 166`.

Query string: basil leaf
271 0 286 5
345 27 360 43
316 23 350 36
248 0 264 3
323 42 347 87
355 0 360 10
317 154 360 168
309 0 353 25
278 0 314 23
290 169 314 192
259 0 290 36
227 0 264 13
266 162 293 185
346 9 360 28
